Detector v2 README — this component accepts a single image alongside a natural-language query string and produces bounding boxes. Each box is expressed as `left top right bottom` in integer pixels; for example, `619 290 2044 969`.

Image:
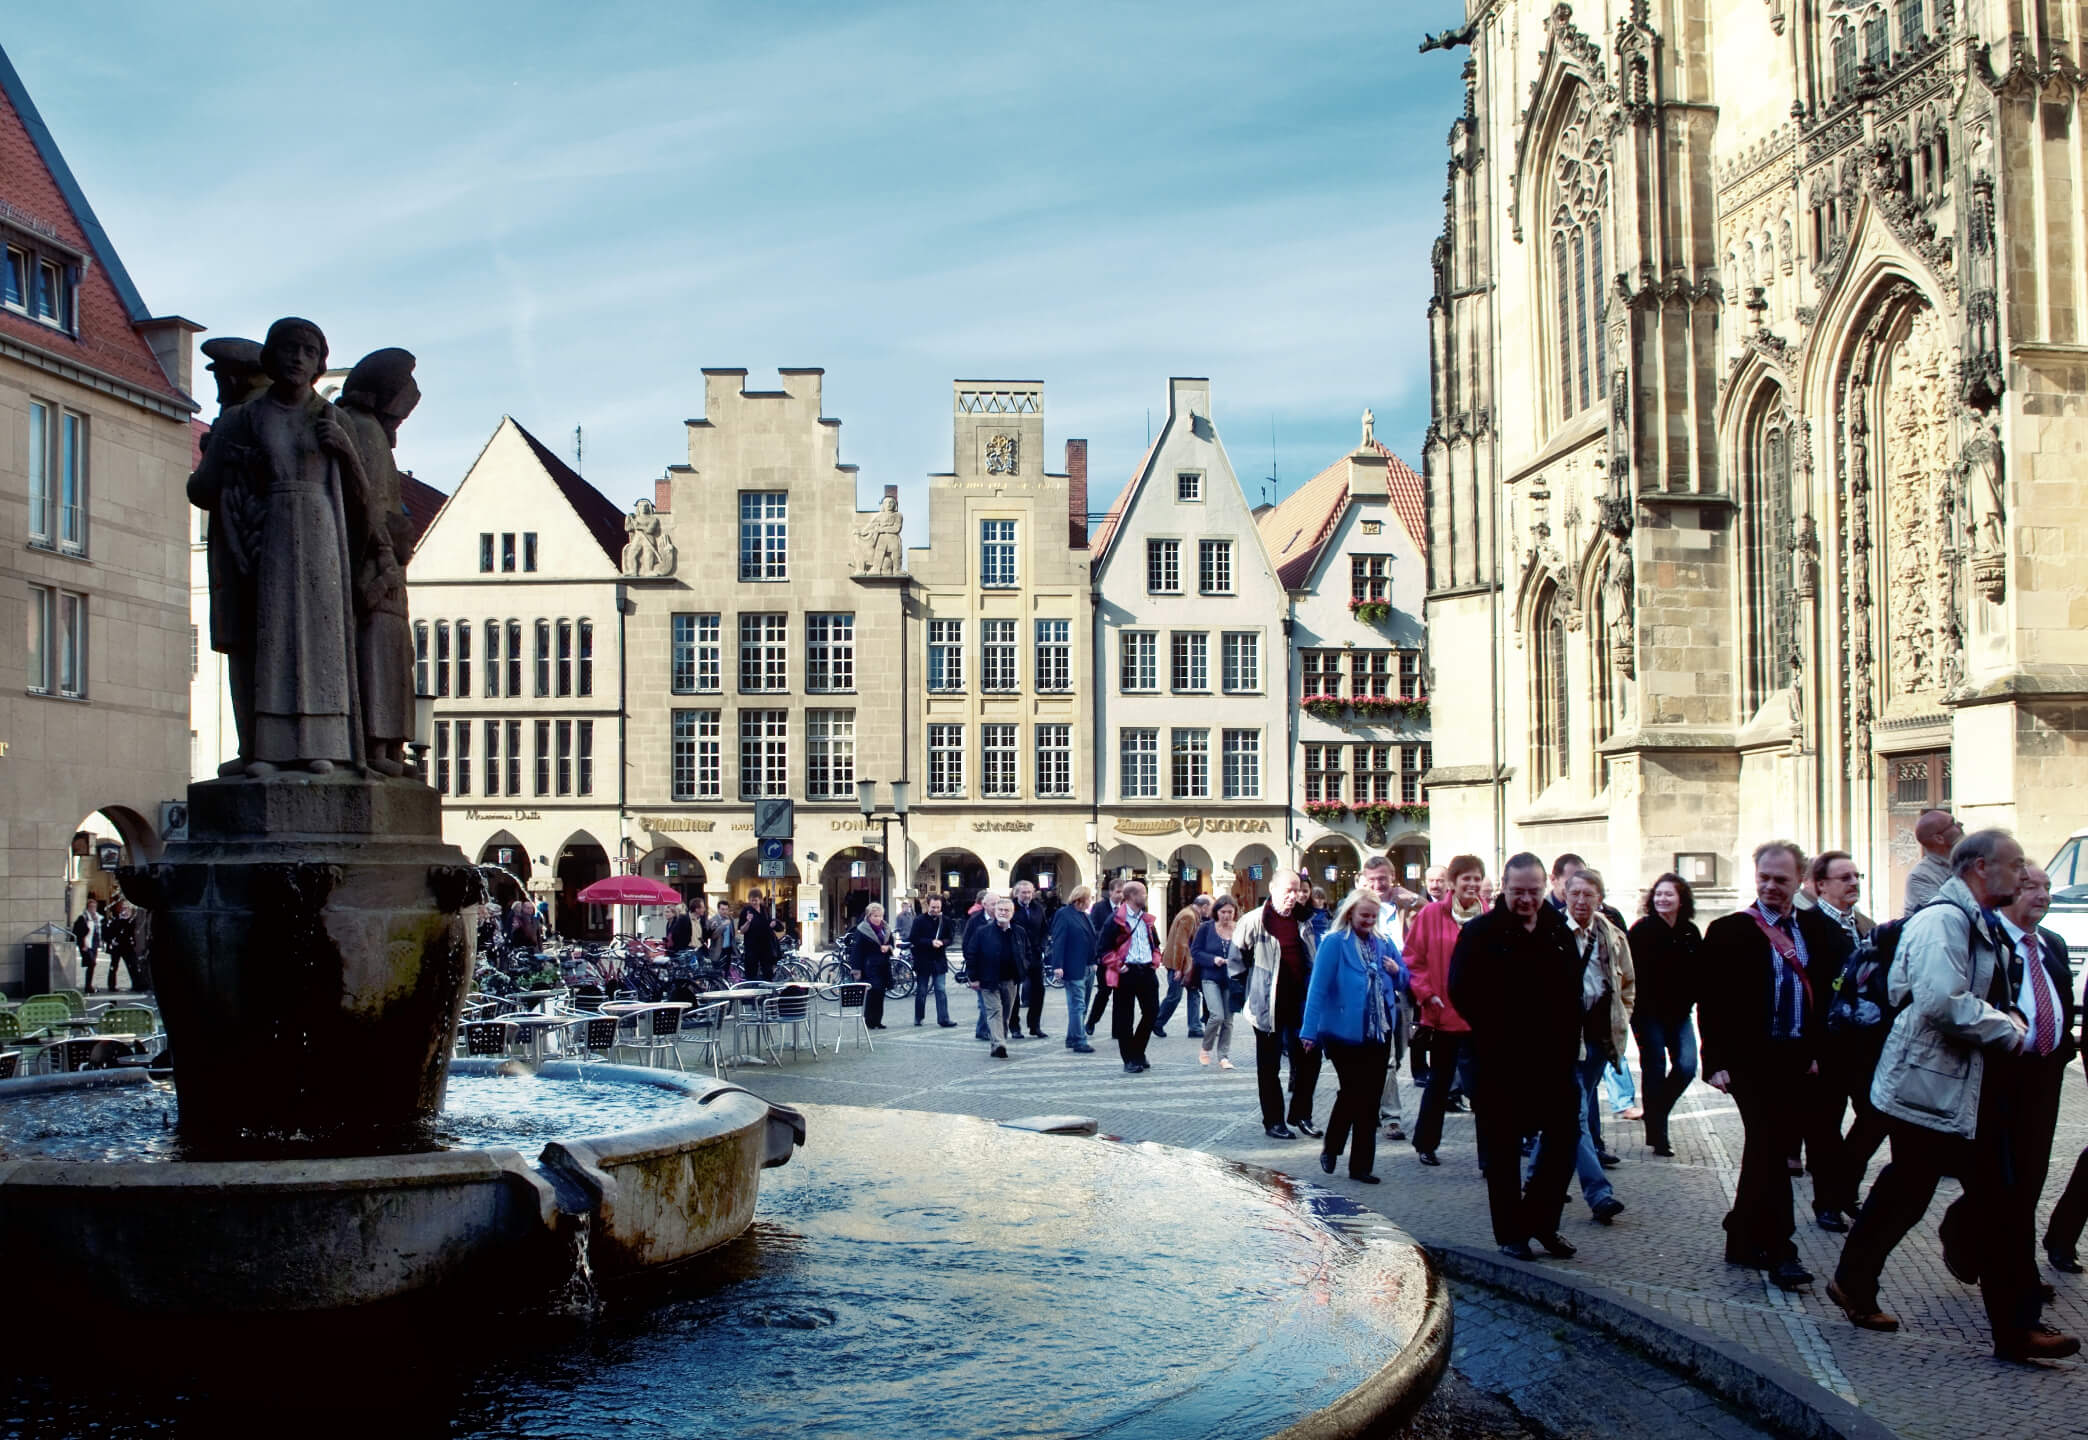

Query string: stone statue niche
621 497 678 578
130 318 481 1154
853 492 904 575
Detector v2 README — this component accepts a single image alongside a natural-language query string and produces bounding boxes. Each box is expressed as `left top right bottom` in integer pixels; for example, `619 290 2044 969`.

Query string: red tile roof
511 419 628 564
1086 436 1159 566
400 472 448 555
1257 440 1426 591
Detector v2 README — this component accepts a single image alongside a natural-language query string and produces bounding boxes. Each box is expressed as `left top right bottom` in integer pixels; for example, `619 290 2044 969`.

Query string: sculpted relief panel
1880 308 1959 711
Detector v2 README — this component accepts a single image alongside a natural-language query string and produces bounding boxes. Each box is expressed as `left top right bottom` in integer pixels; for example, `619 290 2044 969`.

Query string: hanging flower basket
1395 802 1431 825
1385 695 1430 724
1303 801 1351 824
1347 597 1392 624
1355 803 1395 831
1349 696 1398 722
1300 694 1347 721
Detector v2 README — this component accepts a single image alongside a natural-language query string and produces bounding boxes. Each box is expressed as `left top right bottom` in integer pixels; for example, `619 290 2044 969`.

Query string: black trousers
1254 1023 1323 1128
1474 1072 1578 1245
1837 1058 2046 1335
1111 965 1159 1063
1939 1051 2067 1284
1411 1030 1472 1155
1410 1025 1432 1084
1818 1036 1889 1211
2047 1146 2088 1259
1022 960 1046 1034
864 984 886 1028
1322 1038 1391 1177
1726 1048 1842 1263
1088 977 1112 1033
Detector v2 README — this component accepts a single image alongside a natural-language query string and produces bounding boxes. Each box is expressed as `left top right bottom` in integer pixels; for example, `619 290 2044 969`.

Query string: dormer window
2 243 76 334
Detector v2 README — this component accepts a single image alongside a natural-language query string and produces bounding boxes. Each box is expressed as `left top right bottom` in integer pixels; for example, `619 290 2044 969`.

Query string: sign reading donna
1115 817 1274 838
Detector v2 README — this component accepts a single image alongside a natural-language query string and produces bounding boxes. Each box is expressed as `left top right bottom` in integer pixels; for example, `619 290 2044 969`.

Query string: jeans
1198 978 1234 1061
1156 969 1203 1035
1603 1055 1637 1112
1323 1038 1391 1177
1112 965 1160 1063
914 970 950 1026
1254 1023 1323 1128
1632 1013 1698 1149
1063 972 1095 1047
1534 1051 1614 1211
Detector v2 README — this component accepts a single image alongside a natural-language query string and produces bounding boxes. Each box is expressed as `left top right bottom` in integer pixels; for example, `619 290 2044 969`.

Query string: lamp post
409 688 437 783
856 779 910 913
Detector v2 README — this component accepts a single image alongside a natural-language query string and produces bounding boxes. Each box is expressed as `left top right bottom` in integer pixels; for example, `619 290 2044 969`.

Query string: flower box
1300 694 1346 721
1303 801 1351 823
1347 597 1392 624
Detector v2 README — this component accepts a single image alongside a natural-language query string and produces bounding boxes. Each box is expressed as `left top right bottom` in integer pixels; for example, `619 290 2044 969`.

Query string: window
672 613 721 694
671 710 722 801
535 720 551 796
1171 728 1210 799
1302 649 1342 698
556 620 573 698
434 722 450 795
1832 26 1857 96
501 533 516 573
577 620 593 697
807 709 856 799
1146 539 1181 594
1534 591 1571 788
1863 8 1889 64
1403 744 1431 804
982 723 1018 797
479 534 494 573
806 613 855 693
1119 631 1157 692
1353 650 1391 699
556 720 573 796
27 400 50 546
928 724 965 797
1400 651 1422 699
1170 632 1209 692
1119 728 1159 799
738 492 787 580
505 719 522 796
455 620 472 698
1549 90 1608 419
1351 555 1390 602
928 619 964 691
31 258 68 327
1034 619 1071 692
506 621 522 697
0 248 24 311
1744 406 1799 713
982 619 1018 692
739 613 788 692
1897 0 1922 50
189 625 199 679
482 622 499 697
1198 539 1233 595
1355 744 1395 804
26 401 85 553
1036 723 1072 797
484 719 501 795
1221 632 1260 693
414 621 430 695
534 620 551 697
25 585 85 698
980 519 1017 588
434 622 451 697
453 718 471 796
523 533 538 572
739 710 788 798
1303 744 1343 804
1222 730 1260 799
1176 471 1203 503
577 720 594 795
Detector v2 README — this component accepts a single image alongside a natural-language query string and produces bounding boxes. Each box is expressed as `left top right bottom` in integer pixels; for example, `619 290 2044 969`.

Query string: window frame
1222 729 1260 800
1035 722 1072 798
1170 727 1211 800
1169 630 1209 693
738 612 789 693
1034 618 1071 692
806 612 856 694
927 618 965 692
1119 630 1158 693
1221 630 1261 694
738 708 789 799
738 492 789 581
981 722 1018 798
1146 538 1182 595
1119 727 1159 800
1197 538 1233 596
979 518 1018 589
981 618 1018 693
806 708 856 800
928 723 966 798
1175 471 1203 503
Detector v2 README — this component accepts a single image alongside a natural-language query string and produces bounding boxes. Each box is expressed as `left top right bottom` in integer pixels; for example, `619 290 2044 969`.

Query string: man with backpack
1814 851 1887 1226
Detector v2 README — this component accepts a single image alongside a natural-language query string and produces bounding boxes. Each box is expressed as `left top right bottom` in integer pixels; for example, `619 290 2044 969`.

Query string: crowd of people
873 806 2084 1366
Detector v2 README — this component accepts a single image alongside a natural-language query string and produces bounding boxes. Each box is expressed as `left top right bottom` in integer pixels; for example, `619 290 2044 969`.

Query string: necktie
2025 934 2058 1056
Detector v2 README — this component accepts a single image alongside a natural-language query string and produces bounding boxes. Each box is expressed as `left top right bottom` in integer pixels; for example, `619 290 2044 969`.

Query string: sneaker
990 1045 1009 1059
1416 1151 1441 1167
1198 1052 1210 1066
1218 1058 1235 1070
1072 1043 1095 1054
1264 1123 1295 1140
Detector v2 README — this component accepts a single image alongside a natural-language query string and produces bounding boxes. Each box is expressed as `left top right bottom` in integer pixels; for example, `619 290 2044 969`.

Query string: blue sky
11 1 1466 527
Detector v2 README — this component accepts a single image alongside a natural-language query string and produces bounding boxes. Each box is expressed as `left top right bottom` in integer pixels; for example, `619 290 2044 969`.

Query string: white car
2042 827 2088 1013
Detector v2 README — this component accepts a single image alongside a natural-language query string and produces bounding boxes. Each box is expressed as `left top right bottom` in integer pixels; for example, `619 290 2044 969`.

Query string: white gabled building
1261 418 1433 896
406 417 629 938
1089 377 1289 916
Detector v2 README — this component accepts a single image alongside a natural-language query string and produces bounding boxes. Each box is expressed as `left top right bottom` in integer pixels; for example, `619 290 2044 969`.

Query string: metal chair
0 1051 17 1079
678 1002 730 1076
825 983 872 1055
459 1020 513 1058
637 1005 687 1069
17 999 71 1040
97 1005 158 1038
568 1015 623 1062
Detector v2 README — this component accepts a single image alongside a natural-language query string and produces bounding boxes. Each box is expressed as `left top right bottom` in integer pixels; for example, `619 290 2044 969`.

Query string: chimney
137 315 204 399
1065 439 1088 547
654 474 673 512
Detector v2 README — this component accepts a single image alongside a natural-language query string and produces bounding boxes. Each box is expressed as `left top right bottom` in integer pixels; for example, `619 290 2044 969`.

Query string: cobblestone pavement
736 1007 2087 1440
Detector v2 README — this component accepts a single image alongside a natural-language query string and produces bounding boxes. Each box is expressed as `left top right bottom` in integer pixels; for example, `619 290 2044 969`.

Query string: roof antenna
1146 408 1151 448
574 425 583 472
1262 414 1279 508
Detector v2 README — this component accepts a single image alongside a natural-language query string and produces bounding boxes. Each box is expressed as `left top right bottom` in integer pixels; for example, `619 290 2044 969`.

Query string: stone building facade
905 382 1094 919
0 46 195 992
1422 0 2088 910
1089 377 1288 916
1262 420 1434 899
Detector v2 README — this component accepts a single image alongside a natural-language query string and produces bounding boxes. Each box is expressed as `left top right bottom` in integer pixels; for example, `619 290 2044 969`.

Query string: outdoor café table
503 1011 574 1063
700 988 778 1064
43 1034 140 1074
597 1001 690 1062
510 989 570 1013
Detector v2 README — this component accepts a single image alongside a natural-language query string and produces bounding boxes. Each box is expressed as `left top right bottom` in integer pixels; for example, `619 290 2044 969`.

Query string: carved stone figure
1603 544 1635 679
985 434 1018 474
621 498 677 577
853 494 904 575
336 348 421 777
1881 309 1954 706
1361 408 1375 447
1961 421 2005 601
187 317 367 775
188 337 269 776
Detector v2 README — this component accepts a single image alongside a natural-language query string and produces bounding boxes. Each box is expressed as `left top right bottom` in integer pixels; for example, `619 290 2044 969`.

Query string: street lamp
857 780 910 912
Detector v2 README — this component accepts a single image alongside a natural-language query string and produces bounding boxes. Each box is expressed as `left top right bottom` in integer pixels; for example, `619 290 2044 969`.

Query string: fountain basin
0 1061 801 1315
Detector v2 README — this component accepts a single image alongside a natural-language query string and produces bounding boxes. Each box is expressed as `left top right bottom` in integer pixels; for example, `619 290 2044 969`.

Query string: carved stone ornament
620 498 678 578
1959 420 2005 602
1881 308 1957 708
851 494 905 576
985 433 1018 475
1602 544 1635 679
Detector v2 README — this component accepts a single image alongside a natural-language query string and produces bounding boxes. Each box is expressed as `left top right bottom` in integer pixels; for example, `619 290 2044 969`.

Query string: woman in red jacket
1405 854 1487 1166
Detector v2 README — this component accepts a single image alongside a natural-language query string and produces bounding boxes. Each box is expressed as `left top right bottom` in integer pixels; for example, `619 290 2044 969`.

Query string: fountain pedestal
125 774 481 1149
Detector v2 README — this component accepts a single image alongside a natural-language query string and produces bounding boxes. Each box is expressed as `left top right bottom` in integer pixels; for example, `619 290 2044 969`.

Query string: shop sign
1115 816 1274 838
639 815 715 833
466 809 541 822
972 820 1033 832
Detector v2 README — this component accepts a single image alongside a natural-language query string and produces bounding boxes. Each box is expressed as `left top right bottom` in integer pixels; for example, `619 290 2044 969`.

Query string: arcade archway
821 846 883 933
1012 848 1080 902
639 845 708 907
1163 843 1215 919
1231 843 1281 909
1302 834 1363 904
475 831 532 881
554 831 611 941
916 848 988 917
726 848 800 935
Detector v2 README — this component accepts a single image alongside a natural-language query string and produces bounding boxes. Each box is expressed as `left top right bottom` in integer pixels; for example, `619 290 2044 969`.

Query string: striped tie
2025 934 2059 1057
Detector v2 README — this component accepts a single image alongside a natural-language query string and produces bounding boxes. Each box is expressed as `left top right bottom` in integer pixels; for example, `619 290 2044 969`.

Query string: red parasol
576 874 683 907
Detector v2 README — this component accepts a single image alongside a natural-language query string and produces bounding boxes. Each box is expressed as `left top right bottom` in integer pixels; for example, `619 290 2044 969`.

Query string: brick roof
511 419 627 564
400 472 447 555
0 46 186 403
1257 440 1426 591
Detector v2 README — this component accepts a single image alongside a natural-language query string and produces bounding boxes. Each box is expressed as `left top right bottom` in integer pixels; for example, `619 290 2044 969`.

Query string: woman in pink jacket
1405 854 1488 1166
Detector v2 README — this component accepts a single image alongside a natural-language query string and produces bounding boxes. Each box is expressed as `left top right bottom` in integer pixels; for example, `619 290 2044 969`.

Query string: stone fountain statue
131 317 481 1151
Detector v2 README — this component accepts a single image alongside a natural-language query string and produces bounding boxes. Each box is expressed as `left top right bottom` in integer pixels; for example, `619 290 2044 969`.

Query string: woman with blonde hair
1300 890 1402 1183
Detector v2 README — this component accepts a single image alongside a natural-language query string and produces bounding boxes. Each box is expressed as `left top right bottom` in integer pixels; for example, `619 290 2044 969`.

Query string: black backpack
1825 902 1934 1035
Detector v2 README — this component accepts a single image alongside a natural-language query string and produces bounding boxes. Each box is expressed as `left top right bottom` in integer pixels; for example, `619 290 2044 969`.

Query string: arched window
1863 9 1889 66
1742 391 1798 712
1533 587 1571 790
1546 88 1608 422
1896 0 1923 51
1832 26 1856 97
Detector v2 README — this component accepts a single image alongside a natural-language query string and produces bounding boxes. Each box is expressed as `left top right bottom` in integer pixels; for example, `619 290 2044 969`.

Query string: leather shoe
1264 1124 1295 1140
1593 1197 1625 1225
1815 1209 1849 1234
1152 1027 1168 1038
1535 1233 1577 1259
1028 1031 1049 1039
1498 1241 1536 1261
2048 1247 2084 1275
1825 1280 1899 1332
1292 1121 1324 1139
1768 1259 1813 1291
1071 1043 1095 1053
1351 1172 1381 1184
1941 1243 1979 1287
990 1045 1008 1058
1596 1150 1622 1169
1416 1151 1441 1167
937 1021 958 1028
1319 1152 1336 1174
1994 1325 2081 1362
1650 1143 1676 1157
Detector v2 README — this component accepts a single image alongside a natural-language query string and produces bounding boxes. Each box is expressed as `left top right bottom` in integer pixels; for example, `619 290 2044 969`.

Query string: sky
9 1 1468 530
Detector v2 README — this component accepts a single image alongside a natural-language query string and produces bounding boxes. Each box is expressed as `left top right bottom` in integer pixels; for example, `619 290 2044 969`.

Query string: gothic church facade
1423 0 2088 908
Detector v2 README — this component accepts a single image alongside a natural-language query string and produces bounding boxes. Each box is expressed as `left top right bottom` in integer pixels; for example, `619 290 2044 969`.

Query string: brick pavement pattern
742 1017 2086 1440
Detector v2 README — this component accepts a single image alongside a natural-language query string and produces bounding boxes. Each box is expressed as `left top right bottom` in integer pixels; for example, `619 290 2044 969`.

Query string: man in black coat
1010 880 1051 1039
665 904 694 954
909 894 957 1028
1448 852 1585 1261
965 898 1023 1059
1698 840 1853 1290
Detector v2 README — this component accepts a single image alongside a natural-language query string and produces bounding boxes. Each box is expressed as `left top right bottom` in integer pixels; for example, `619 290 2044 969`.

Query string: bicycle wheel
887 958 915 999
816 958 852 986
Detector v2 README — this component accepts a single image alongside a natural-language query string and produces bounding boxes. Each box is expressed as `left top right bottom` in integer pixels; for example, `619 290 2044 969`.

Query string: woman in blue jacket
1301 890 1401 1183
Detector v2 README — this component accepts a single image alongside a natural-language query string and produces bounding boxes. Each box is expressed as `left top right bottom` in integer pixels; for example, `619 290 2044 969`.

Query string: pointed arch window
1546 87 1608 422
1832 26 1856 97
1742 392 1799 712
1533 588 1572 790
